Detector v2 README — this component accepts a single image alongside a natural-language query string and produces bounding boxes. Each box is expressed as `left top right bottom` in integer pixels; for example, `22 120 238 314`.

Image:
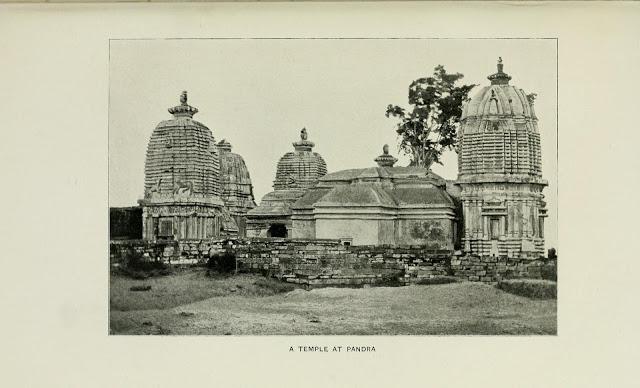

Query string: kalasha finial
375 144 397 167
169 90 198 118
217 139 232 152
293 127 314 151
488 57 511 85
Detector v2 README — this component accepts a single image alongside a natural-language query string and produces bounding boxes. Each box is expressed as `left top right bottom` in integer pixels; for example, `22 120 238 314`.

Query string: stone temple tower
216 139 257 237
246 128 327 238
457 58 548 258
140 91 229 240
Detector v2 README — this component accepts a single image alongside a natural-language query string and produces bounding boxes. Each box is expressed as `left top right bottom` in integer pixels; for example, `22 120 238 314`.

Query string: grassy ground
110 269 556 335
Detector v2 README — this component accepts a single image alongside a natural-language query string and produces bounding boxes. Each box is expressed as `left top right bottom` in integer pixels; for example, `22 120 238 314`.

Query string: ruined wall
110 238 555 287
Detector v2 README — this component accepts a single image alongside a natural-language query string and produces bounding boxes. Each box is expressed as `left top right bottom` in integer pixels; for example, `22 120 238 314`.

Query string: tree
386 65 476 168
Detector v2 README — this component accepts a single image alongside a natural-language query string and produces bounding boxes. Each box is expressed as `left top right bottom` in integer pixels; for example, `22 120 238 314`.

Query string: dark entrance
267 223 288 238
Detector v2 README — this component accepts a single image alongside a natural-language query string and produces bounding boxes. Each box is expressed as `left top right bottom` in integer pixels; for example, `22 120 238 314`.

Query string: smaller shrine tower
457 59 548 258
217 139 257 237
246 128 327 238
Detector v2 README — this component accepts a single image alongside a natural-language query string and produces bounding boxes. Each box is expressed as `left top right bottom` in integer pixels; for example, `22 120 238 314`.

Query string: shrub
540 263 557 281
415 276 458 285
130 285 151 292
254 277 296 294
377 272 403 287
117 249 171 278
496 279 556 299
207 252 237 274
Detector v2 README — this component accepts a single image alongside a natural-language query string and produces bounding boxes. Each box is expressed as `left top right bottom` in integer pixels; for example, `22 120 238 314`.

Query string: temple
245 128 327 238
456 58 547 258
128 58 547 259
139 91 236 240
290 145 458 247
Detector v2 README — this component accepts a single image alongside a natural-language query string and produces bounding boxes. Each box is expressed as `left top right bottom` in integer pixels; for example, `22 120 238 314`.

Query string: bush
540 263 557 281
415 276 458 285
119 249 171 279
207 252 236 274
130 285 151 292
377 273 403 287
496 279 556 299
254 277 296 294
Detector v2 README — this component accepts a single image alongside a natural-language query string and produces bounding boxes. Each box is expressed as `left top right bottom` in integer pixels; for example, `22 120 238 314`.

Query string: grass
110 269 556 335
496 279 557 299
109 268 297 312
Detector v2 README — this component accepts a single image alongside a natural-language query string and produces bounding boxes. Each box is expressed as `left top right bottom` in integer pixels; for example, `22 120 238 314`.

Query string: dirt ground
110 269 556 335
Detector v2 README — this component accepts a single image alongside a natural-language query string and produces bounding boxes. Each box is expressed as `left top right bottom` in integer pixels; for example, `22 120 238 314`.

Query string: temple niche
291 145 458 247
216 139 257 237
139 91 236 240
245 128 327 238
456 58 548 258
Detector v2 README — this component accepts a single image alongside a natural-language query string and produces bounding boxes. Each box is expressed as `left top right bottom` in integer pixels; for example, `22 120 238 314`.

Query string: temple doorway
267 224 288 238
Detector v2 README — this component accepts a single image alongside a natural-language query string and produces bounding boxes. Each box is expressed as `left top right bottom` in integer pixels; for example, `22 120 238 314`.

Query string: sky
109 38 557 248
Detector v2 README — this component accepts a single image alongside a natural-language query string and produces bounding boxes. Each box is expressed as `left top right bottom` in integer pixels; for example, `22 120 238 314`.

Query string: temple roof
314 184 397 207
292 146 455 210
143 91 223 204
320 165 446 187
461 58 536 120
272 128 327 191
246 189 307 217
217 139 256 214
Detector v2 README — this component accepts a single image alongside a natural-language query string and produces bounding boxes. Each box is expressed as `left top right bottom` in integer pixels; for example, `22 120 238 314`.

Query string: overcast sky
109 38 557 248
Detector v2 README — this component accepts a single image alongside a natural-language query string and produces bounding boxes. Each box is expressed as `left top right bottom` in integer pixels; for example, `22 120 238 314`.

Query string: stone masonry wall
110 238 555 287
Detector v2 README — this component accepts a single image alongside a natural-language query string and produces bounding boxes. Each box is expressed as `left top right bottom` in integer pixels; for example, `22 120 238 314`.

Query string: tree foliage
386 65 476 168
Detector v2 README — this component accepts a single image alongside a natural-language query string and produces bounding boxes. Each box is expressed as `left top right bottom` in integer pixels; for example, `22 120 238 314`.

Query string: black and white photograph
109 38 558 335
3 2 640 387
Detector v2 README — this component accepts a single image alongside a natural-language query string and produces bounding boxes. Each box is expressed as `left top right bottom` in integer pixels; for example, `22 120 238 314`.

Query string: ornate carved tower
140 91 230 240
457 59 547 258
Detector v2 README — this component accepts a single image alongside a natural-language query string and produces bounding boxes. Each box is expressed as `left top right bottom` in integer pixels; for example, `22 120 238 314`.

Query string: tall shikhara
140 91 230 240
457 58 548 258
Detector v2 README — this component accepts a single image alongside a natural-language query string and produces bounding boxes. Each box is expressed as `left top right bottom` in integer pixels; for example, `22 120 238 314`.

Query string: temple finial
293 128 314 151
375 144 397 167
488 57 511 85
169 90 198 118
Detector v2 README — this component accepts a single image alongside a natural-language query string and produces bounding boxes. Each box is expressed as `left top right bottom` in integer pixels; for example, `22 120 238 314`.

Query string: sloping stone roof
247 189 307 217
314 184 397 207
292 148 455 211
391 187 455 206
291 188 332 210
